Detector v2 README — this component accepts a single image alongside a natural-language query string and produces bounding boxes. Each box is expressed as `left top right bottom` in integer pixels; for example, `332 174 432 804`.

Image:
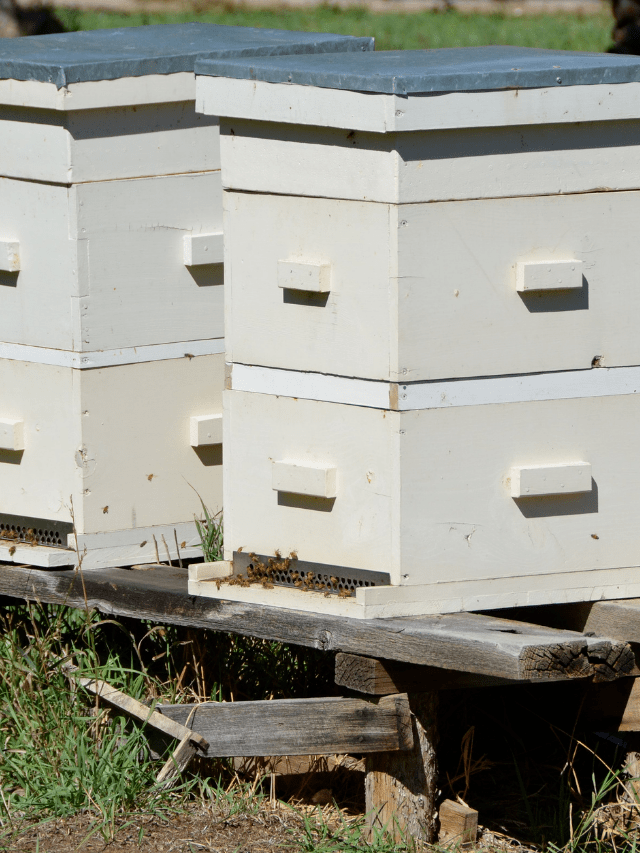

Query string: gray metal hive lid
0 23 374 88
195 45 640 94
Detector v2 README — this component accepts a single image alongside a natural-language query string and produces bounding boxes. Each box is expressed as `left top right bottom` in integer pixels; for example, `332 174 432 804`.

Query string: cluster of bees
226 550 354 598
0 526 38 556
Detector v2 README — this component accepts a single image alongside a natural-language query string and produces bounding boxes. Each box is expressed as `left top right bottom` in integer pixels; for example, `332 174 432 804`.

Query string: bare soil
3 804 300 853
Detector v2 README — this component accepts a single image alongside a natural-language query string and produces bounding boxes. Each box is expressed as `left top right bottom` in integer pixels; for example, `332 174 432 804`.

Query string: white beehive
0 25 373 568
191 46 640 617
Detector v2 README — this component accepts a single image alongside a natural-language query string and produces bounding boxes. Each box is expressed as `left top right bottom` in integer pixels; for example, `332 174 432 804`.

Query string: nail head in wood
183 232 223 266
190 414 222 447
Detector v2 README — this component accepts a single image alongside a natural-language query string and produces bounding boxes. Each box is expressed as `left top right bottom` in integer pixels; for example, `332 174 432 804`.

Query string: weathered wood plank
156 694 412 757
493 598 640 653
366 692 439 843
0 564 634 681
68 666 208 751
335 652 526 694
438 799 478 848
585 599 640 643
155 733 199 790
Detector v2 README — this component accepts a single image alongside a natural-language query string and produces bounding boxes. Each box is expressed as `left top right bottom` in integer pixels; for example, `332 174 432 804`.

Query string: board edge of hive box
0 24 373 183
188 559 640 619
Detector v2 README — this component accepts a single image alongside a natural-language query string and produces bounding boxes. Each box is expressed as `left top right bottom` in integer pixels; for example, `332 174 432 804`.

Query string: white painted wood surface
0 521 204 570
184 232 224 266
189 564 640 619
272 460 337 498
199 76 640 134
223 389 640 597
189 573 372 618
0 103 219 184
0 172 224 353
227 362 640 411
188 560 232 581
219 118 640 204
190 414 222 447
76 523 204 570
0 240 19 272
0 73 195 112
74 172 224 351
0 340 225 370
354 566 640 617
224 190 640 381
277 260 331 293
0 354 223 538
510 462 592 498
0 419 24 451
0 541 74 568
223 389 395 570
516 260 583 292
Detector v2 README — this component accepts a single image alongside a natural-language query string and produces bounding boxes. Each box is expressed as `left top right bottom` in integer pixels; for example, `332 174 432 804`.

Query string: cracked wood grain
157 694 413 757
366 692 439 844
0 564 633 681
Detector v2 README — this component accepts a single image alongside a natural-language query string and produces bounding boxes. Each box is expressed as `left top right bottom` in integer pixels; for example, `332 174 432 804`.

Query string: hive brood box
0 25 374 569
191 46 640 617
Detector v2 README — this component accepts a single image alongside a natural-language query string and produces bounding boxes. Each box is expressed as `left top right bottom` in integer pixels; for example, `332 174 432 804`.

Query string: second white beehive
190 46 640 616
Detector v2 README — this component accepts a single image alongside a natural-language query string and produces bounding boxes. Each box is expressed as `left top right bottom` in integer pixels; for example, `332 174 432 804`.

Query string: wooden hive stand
3 563 640 843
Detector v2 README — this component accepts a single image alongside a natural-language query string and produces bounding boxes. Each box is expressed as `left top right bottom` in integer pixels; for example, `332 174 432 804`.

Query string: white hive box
0 24 373 354
0 25 374 569
191 47 640 617
199 47 640 383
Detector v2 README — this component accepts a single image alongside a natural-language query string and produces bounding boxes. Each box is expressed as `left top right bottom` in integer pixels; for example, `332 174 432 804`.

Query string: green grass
55 6 614 53
0 600 333 848
192 493 224 563
2 602 640 851
0 603 188 846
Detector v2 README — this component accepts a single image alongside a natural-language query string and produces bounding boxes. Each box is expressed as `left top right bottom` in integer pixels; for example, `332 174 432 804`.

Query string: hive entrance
232 551 390 597
0 513 73 549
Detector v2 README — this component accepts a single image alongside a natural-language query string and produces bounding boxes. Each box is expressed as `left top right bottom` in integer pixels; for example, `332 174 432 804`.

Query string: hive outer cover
195 45 640 94
0 23 374 89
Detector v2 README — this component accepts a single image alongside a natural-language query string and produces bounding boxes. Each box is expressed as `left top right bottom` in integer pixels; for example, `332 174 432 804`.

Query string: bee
338 589 352 599
139 540 148 548
102 506 109 514
147 474 154 481
8 546 16 556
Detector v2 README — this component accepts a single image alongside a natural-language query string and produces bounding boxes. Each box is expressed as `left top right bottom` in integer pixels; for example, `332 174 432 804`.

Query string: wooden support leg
365 692 439 844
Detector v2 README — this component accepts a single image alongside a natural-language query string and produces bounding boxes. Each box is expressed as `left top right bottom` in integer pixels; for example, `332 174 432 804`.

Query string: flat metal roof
0 23 373 88
195 45 640 94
